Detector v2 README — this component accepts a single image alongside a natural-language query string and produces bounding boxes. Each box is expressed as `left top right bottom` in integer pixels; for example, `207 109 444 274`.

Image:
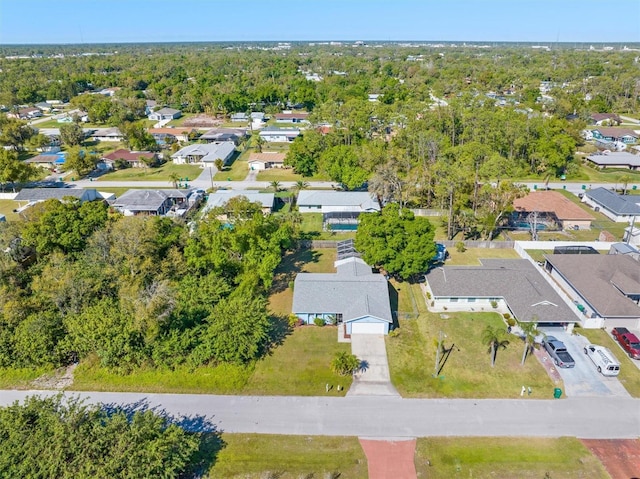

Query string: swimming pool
327 223 358 231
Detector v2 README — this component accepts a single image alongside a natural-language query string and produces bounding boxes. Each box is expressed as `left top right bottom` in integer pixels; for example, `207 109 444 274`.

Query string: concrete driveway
539 328 630 398
347 334 400 397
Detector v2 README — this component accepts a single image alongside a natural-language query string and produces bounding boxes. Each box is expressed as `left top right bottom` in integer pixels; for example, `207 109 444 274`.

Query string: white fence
0 193 17 200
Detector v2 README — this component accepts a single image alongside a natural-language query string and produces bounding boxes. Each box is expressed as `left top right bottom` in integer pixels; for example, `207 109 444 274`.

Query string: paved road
72 178 336 191
0 390 638 439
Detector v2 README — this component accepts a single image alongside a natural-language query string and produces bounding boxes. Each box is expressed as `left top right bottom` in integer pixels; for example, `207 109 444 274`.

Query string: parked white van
584 344 620 376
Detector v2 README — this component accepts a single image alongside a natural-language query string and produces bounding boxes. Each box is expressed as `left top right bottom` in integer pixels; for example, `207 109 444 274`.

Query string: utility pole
433 331 446 377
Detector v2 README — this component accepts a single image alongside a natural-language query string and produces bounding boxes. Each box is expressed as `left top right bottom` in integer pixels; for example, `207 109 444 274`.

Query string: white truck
583 344 620 376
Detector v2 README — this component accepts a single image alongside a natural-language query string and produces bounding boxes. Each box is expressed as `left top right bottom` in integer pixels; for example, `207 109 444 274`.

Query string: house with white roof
171 142 236 166
297 190 380 214
202 189 275 216
259 127 301 143
148 107 182 121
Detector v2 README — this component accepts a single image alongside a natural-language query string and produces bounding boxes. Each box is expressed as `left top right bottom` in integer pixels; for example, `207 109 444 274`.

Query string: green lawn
415 437 608 478
214 149 249 181
444 247 521 265
0 368 51 389
577 328 640 398
0 199 20 221
386 312 559 398
97 162 203 182
242 326 353 396
208 434 367 478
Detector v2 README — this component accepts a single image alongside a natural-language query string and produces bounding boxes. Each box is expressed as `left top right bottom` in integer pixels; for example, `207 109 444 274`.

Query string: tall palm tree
292 180 309 206
269 180 281 192
518 320 543 365
168 172 180 189
482 325 510 368
619 174 631 195
255 135 265 153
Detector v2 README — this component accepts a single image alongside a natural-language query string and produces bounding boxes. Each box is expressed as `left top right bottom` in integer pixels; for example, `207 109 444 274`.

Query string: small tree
255 135 265 153
331 351 360 376
482 324 509 368
214 158 224 172
169 172 180 189
518 320 543 365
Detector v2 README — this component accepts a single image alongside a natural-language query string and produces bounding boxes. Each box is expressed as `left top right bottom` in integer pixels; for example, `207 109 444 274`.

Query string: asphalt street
0 390 638 439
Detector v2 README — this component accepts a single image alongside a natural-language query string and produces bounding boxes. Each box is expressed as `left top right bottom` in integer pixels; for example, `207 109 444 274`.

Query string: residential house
274 112 309 124
148 107 182 122
148 127 194 144
35 102 53 112
24 153 66 169
145 100 157 115
258 126 301 143
199 128 247 144
513 190 594 230
544 254 640 329
7 107 42 120
110 189 187 216
171 142 235 166
250 112 265 121
586 152 640 170
202 189 275 216
247 152 286 170
292 256 393 336
591 127 639 144
102 149 157 169
425 259 579 325
98 87 120 97
582 187 640 222
297 190 380 214
90 127 124 142
368 94 382 102
13 188 102 209
230 112 248 122
589 113 621 126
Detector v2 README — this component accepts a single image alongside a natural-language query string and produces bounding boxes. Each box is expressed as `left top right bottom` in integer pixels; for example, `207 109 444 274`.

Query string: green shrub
503 313 511 320
288 281 294 290
288 313 299 328
456 241 466 253
313 317 325 327
507 317 516 327
426 291 432 300
490 300 498 309
331 351 360 376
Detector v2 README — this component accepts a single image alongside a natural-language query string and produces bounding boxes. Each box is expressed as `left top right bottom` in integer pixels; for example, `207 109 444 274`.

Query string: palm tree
482 324 510 368
619 174 631 195
168 172 180 189
518 320 543 365
269 180 281 192
255 135 265 153
292 180 309 206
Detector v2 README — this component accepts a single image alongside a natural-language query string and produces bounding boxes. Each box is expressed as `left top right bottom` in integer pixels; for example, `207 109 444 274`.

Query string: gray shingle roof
426 259 579 323
155 107 180 115
203 190 275 211
297 190 380 211
14 188 97 202
292 257 392 323
171 142 235 163
585 187 640 216
544 254 640 317
586 152 640 168
111 189 186 212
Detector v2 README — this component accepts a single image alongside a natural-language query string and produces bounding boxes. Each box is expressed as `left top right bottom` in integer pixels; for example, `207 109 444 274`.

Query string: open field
415 437 608 478
386 311 559 398
208 434 367 478
97 162 203 182
577 327 640 398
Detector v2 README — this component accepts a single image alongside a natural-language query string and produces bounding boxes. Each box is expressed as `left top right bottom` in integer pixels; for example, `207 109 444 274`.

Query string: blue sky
1 0 639 44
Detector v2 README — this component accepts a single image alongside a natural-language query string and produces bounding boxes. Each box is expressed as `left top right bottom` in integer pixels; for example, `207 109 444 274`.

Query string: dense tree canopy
356 203 436 280
0 395 204 479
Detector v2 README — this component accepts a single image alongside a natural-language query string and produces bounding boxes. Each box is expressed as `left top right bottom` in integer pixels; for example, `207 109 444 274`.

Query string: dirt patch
582 439 640 479
360 438 417 479
182 114 221 128
30 364 76 389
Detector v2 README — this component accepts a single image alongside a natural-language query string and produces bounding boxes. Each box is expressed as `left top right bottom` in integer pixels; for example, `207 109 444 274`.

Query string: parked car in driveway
612 327 640 359
543 336 575 368
583 344 620 376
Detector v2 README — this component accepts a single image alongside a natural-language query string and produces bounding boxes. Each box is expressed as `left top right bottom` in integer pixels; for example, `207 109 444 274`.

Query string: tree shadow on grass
101 398 225 478
270 247 322 295
263 314 293 357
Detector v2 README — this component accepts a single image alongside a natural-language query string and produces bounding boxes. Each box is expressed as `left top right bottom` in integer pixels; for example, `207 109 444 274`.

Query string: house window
450 298 458 303
468 298 476 303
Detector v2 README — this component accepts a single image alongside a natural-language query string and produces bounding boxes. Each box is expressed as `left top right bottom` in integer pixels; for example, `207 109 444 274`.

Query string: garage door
351 322 387 335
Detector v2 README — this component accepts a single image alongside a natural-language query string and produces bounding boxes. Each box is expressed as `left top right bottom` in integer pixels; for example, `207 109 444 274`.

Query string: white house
202 189 275 216
171 142 235 166
297 190 380 214
90 127 124 142
274 112 309 124
583 187 640 222
247 152 286 170
148 107 182 122
259 127 301 143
